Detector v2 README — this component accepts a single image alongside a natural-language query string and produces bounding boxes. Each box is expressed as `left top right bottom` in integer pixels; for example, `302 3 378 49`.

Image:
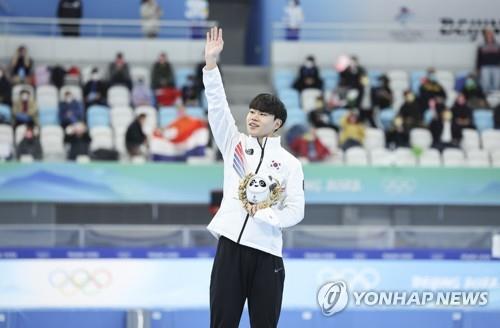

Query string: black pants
210 236 285 328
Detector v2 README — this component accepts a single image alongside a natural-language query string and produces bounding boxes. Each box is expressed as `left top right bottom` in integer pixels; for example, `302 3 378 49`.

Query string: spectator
338 56 367 108
476 27 500 93
59 90 84 129
370 74 393 110
386 116 409 149
108 52 132 90
64 121 91 160
339 110 365 150
494 104 500 129
10 46 34 85
182 75 200 106
132 78 153 107
451 93 475 140
125 113 148 157
429 108 459 151
151 52 175 89
57 0 83 37
16 123 42 160
308 96 337 130
83 67 107 108
399 90 423 131
289 129 330 162
461 73 488 108
293 55 323 92
418 68 447 111
283 0 304 40
0 67 12 106
140 0 163 38
12 89 37 127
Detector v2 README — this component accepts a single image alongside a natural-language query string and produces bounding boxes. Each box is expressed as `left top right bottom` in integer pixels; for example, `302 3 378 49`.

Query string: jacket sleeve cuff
253 207 280 228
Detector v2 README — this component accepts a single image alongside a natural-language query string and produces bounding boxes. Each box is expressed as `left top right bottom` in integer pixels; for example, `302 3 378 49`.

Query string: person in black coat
293 55 324 92
83 67 108 108
125 114 147 157
57 0 83 37
17 123 43 160
451 93 475 140
64 121 91 160
0 67 12 106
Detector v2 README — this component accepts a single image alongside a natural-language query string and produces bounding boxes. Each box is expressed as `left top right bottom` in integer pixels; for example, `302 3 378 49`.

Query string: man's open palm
205 26 224 59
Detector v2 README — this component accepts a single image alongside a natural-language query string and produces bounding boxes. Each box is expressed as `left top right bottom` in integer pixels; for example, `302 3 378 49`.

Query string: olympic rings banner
0 258 499 309
0 163 499 205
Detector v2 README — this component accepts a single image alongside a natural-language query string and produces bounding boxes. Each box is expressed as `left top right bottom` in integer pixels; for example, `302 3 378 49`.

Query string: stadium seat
186 106 206 120
465 149 490 167
370 148 393 166
40 125 65 161
0 124 13 159
107 86 131 107
90 126 114 151
331 108 348 127
59 85 83 102
364 127 385 150
419 148 441 167
436 70 455 92
345 146 368 166
379 108 396 130
110 106 134 130
487 91 500 108
130 66 151 86
273 68 295 90
277 88 300 109
87 105 110 129
460 128 480 151
446 89 457 108
394 147 417 166
175 67 194 88
481 129 500 152
315 127 338 153
284 110 307 129
442 148 465 167
410 128 433 150
301 88 322 112
114 126 128 155
36 85 59 108
38 107 59 126
0 104 11 122
473 110 493 132
410 70 426 94
159 106 178 127
491 150 500 168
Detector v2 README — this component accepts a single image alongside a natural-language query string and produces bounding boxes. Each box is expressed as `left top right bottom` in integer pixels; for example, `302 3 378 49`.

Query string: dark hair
249 93 287 131
137 113 147 120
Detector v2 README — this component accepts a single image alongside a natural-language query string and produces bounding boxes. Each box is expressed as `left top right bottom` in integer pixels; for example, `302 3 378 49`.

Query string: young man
203 27 305 328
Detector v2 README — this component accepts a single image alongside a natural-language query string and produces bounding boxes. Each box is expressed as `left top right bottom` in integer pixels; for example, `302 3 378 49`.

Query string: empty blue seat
159 106 178 127
380 108 396 130
38 108 58 126
284 110 307 128
277 88 300 109
473 109 493 132
186 106 206 120
331 108 348 126
87 105 110 128
0 104 11 122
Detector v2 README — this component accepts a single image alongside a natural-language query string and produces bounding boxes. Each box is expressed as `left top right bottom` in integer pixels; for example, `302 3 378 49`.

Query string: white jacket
203 66 305 257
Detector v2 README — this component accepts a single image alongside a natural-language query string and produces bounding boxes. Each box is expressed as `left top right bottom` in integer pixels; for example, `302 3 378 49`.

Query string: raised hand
205 26 223 70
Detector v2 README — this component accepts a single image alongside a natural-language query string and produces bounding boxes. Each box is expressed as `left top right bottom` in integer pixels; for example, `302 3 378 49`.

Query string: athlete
203 26 305 328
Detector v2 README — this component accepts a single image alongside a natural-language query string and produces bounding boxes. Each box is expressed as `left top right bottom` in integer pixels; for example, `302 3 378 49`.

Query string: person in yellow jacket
339 110 365 150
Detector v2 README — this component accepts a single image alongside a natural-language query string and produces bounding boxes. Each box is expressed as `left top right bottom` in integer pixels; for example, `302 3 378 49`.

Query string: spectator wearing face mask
16 123 43 160
64 121 91 160
399 90 423 131
83 68 107 108
12 89 38 127
308 96 337 131
339 110 365 150
151 52 175 90
429 108 460 151
386 116 410 149
293 55 323 92
418 68 447 112
338 56 368 108
0 67 12 106
59 90 84 129
10 46 34 85
461 73 488 108
132 78 153 107
108 52 132 90
451 93 476 140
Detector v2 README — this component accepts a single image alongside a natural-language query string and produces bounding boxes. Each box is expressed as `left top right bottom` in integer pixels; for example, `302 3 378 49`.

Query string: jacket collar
247 136 281 150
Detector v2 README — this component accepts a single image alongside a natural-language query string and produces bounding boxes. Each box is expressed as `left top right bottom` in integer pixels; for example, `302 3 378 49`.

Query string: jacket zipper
237 137 267 243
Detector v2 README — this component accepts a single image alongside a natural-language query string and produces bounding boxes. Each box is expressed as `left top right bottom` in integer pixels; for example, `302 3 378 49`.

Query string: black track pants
210 236 285 328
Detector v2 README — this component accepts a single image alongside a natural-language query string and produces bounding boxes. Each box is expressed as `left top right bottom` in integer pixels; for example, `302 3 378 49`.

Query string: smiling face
246 108 282 138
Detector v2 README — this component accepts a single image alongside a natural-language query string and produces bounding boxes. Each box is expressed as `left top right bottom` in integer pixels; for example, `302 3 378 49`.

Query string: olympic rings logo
317 267 381 290
48 269 113 296
381 178 417 195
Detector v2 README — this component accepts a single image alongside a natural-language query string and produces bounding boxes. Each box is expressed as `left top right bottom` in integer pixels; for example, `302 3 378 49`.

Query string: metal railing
0 224 496 249
0 16 216 38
